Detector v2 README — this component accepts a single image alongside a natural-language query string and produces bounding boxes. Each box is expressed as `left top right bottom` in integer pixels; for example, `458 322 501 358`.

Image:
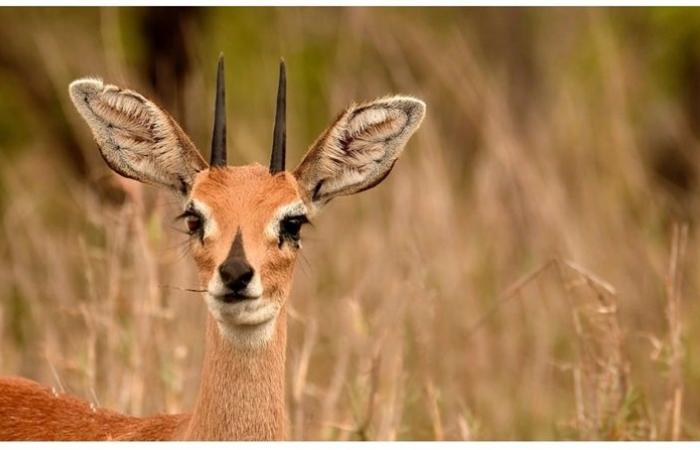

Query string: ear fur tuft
294 95 425 212
69 78 207 195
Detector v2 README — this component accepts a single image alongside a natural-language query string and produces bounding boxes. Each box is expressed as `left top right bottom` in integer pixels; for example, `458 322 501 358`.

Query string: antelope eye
279 215 308 244
185 214 203 235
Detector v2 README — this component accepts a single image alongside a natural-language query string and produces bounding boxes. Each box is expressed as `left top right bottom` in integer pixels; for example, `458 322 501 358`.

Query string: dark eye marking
278 214 309 248
175 205 205 241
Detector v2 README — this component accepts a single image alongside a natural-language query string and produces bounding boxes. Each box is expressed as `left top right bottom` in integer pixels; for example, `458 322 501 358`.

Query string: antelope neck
182 309 287 440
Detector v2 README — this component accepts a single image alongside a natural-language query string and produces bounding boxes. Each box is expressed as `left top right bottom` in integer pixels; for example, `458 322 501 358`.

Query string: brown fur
0 166 300 441
183 165 299 440
183 313 287 440
0 78 425 441
0 377 188 440
190 165 302 293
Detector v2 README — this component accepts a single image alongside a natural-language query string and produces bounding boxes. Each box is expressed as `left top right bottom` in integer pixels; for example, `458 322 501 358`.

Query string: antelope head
69 56 425 348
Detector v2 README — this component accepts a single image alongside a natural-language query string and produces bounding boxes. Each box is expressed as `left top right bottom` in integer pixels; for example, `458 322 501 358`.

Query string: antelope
0 55 425 440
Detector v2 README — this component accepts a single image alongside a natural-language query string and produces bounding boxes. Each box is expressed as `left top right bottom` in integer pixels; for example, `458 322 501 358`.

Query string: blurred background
0 6 698 440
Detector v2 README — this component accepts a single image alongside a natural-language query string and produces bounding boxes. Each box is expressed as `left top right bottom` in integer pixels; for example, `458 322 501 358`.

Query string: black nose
218 257 254 293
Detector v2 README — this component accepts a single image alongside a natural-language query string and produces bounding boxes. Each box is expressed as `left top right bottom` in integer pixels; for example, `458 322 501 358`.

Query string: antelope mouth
206 293 279 327
220 293 260 304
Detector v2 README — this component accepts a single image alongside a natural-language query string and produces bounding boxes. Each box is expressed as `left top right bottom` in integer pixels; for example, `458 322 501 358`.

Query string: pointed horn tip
270 57 287 175
210 53 227 167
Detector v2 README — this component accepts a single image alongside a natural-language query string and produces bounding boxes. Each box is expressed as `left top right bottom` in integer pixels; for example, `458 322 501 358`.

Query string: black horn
269 59 286 174
210 53 227 167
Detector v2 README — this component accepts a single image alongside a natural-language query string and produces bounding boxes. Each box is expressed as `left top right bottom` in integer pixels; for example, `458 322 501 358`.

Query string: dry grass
0 7 698 440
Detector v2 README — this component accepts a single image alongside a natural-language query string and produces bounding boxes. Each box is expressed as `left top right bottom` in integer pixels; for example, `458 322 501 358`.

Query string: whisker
175 241 192 262
298 250 313 278
164 235 190 250
161 285 207 293
165 223 189 235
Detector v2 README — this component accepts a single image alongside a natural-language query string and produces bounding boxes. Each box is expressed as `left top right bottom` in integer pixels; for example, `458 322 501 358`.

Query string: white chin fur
206 294 280 347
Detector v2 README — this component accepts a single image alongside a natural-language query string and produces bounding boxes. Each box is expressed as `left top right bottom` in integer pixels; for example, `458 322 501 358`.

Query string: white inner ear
264 200 308 241
348 107 409 141
317 172 367 201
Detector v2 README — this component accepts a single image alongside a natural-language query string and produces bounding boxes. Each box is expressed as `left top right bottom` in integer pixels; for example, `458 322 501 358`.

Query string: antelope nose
218 258 254 293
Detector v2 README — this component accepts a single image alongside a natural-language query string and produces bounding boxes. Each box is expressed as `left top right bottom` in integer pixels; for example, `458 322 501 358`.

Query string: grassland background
0 7 698 440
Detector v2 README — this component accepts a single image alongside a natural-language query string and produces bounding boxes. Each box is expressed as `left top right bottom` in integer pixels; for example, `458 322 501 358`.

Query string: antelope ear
293 95 425 213
69 78 208 196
